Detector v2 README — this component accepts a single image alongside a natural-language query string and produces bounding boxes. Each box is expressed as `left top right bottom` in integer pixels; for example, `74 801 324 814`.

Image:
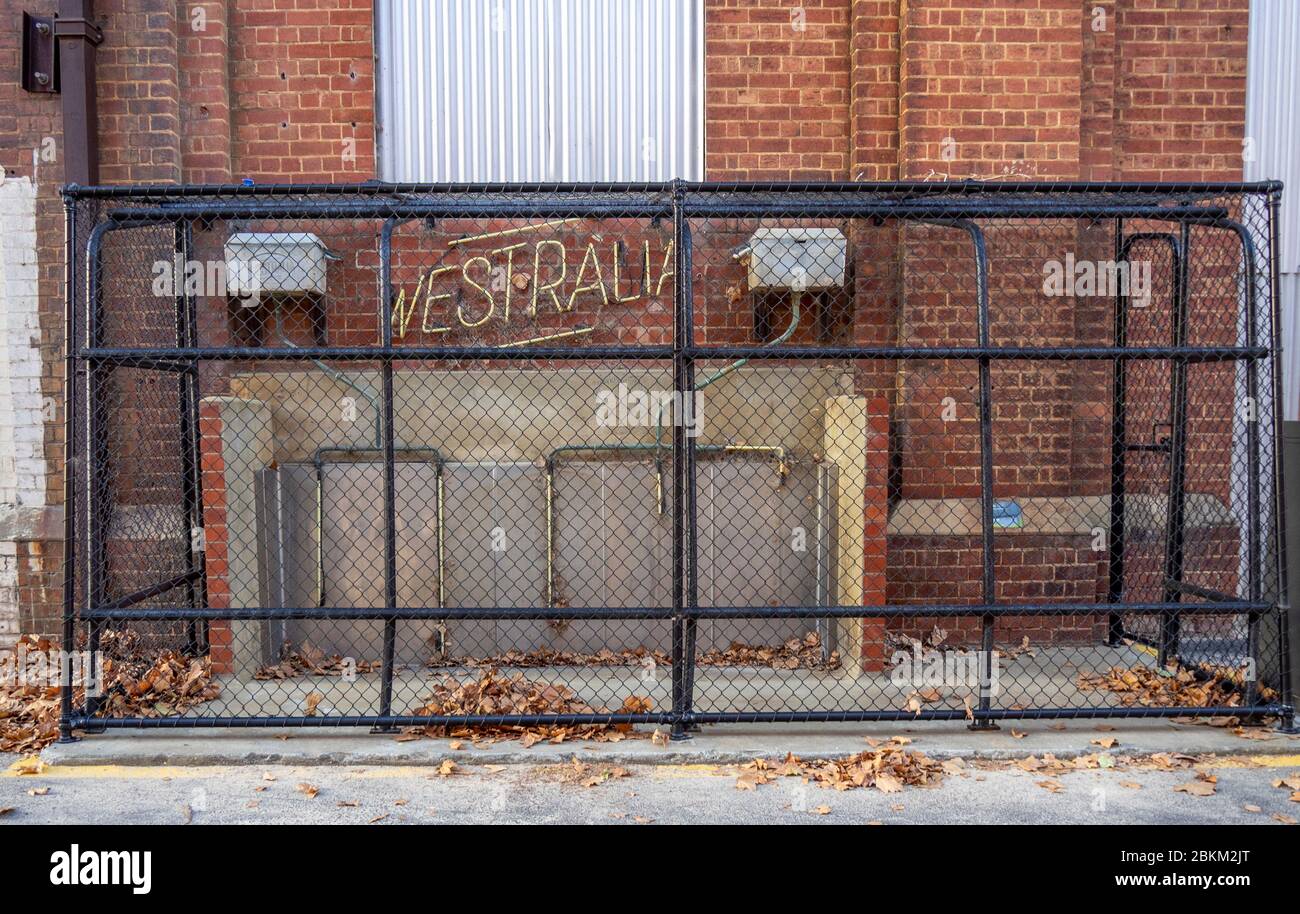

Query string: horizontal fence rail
59 181 1293 741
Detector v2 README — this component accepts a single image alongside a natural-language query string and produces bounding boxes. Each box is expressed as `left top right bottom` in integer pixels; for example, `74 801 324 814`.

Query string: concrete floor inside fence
191 643 1159 719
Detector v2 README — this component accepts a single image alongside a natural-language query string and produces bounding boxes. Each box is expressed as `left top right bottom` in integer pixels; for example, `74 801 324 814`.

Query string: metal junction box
746 227 847 291
224 232 337 295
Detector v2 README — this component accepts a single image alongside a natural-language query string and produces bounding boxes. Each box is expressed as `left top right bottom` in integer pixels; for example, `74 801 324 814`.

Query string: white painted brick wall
0 176 46 644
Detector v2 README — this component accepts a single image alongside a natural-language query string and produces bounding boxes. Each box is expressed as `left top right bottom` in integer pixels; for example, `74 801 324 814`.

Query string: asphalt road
2 756 1298 824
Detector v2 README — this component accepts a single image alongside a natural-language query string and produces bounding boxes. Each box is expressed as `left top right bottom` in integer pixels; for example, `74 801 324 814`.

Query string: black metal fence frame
59 180 1295 740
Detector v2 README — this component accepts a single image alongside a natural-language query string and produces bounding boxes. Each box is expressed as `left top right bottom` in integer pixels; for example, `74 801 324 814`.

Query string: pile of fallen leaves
402 668 652 746
255 642 382 680
427 632 837 672
429 646 669 670
700 631 840 671
0 636 62 752
735 737 948 793
1077 664 1243 708
428 631 838 672
1 632 220 753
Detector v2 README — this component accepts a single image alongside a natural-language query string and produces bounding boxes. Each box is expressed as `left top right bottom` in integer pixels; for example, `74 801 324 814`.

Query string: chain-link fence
58 181 1292 740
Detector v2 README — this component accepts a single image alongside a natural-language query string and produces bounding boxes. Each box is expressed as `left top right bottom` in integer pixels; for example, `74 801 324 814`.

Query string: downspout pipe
55 0 102 185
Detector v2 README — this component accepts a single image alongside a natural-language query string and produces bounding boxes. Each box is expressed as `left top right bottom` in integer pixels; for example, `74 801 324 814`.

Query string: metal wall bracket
21 12 59 93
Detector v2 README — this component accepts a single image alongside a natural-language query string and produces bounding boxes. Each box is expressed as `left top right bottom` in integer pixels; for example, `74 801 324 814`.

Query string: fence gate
60 182 1293 740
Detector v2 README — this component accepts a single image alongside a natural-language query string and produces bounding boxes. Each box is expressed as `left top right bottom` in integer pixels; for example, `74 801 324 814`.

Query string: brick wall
705 0 852 180
0 0 69 644
226 0 375 182
96 0 182 182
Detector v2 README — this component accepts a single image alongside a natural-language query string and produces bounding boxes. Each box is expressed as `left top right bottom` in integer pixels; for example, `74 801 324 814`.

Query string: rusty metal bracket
21 13 59 93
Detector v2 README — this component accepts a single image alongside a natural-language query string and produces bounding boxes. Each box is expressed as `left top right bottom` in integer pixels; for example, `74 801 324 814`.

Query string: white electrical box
224 232 337 295
746 227 847 291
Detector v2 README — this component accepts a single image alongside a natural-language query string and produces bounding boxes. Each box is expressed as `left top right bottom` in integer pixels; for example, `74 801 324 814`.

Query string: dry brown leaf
296 782 320 798
814 805 832 815
1091 737 1118 749
1271 813 1297 825
1174 779 1216 797
13 757 44 776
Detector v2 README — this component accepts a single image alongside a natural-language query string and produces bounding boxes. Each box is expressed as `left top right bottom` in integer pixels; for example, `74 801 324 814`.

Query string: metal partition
60 181 1293 740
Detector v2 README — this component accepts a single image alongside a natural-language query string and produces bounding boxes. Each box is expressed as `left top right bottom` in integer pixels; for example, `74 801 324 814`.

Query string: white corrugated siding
375 0 704 183
1246 0 1300 421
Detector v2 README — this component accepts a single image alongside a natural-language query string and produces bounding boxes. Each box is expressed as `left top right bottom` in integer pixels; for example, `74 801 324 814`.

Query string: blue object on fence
992 499 1023 529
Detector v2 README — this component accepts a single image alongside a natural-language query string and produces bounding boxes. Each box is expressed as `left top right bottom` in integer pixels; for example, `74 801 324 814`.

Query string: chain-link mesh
60 182 1291 738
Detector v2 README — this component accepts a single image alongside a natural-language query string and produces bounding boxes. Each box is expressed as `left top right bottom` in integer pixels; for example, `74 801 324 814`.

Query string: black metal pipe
174 222 200 655
98 570 203 611
679 202 1232 221
100 200 1233 222
70 713 676 729
1209 220 1265 702
83 220 112 716
63 179 1283 198
63 704 1288 731
1157 228 1190 666
1107 220 1129 644
1109 231 1185 649
80 600 1271 621
670 182 689 741
1164 580 1241 604
681 205 700 733
681 345 1266 361
109 202 675 221
927 220 997 729
1267 188 1295 722
58 197 79 743
83 345 674 362
682 706 1289 724
79 344 1270 364
375 217 401 729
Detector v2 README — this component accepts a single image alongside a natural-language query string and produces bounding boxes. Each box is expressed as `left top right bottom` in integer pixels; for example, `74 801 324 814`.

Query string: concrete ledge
888 494 1232 536
34 718 1300 768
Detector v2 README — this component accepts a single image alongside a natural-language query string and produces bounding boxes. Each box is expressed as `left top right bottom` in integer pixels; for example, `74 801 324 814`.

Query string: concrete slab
38 716 1300 768
116 641 1166 720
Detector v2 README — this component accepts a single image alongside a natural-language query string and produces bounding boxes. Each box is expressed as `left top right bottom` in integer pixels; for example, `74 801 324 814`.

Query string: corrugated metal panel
375 0 704 182
1245 0 1300 419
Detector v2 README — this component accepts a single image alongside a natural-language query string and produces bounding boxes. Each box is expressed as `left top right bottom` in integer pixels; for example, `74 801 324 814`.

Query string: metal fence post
374 216 400 731
58 194 79 743
1158 224 1191 666
1107 217 1127 645
670 180 693 740
174 220 204 656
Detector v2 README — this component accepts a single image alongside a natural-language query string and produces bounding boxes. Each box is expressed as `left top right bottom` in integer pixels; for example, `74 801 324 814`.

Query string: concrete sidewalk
38 718 1300 768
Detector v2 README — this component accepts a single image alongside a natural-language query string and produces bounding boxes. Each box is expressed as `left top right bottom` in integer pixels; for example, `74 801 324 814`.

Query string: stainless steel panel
259 456 832 661
553 460 671 652
375 0 705 182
